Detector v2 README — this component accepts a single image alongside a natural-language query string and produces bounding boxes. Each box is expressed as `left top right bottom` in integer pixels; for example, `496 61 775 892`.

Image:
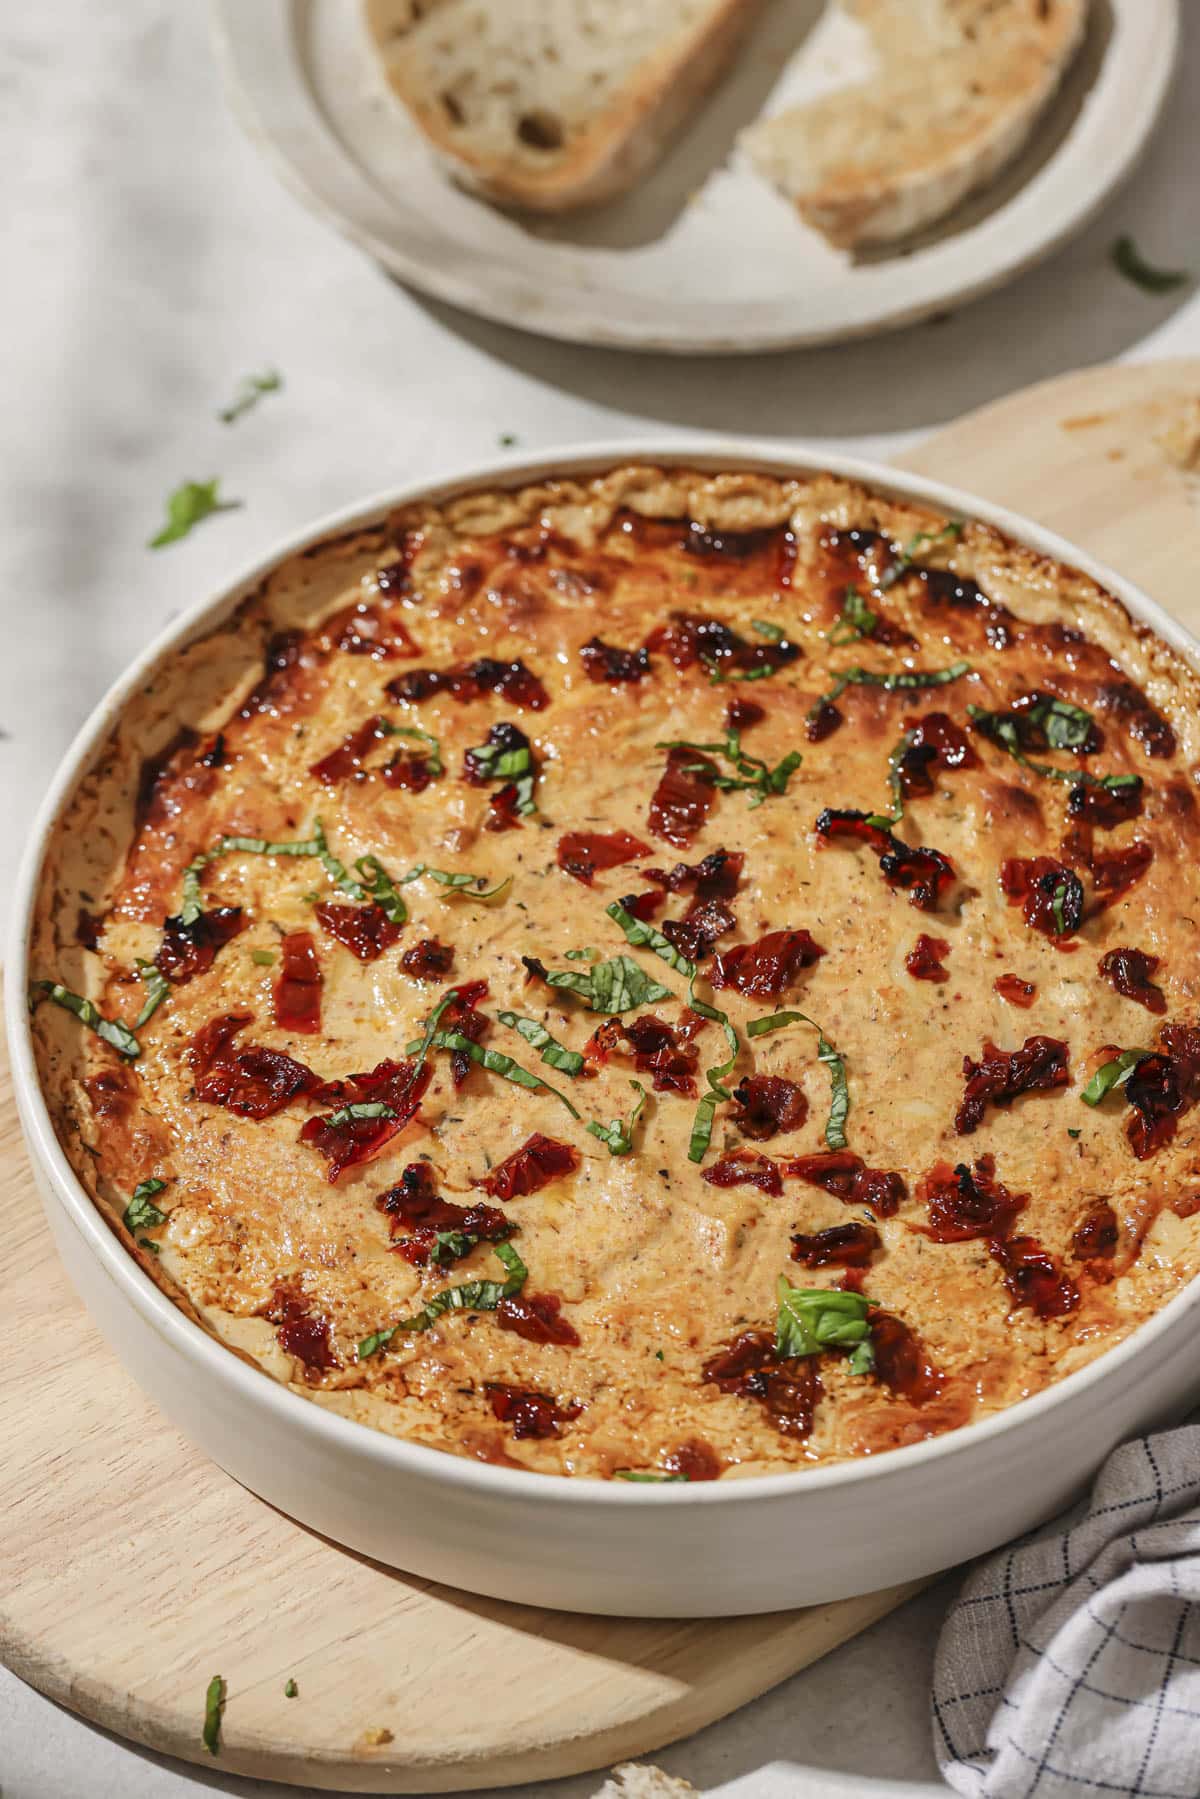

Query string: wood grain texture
3 356 1199 1793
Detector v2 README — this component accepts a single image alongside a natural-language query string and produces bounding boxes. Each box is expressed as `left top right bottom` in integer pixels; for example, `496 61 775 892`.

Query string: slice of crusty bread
364 0 766 213
741 0 1089 249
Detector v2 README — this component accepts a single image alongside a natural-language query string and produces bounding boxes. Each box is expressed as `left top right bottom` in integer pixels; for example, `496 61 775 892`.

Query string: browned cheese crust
30 466 1200 1481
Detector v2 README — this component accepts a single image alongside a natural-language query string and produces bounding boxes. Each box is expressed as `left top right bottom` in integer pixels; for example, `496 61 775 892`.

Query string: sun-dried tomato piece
155 906 246 983
1099 947 1166 1015
989 1235 1079 1319
893 712 978 800
270 1289 340 1374
435 982 489 1087
579 637 651 683
790 1222 879 1267
701 1149 784 1197
386 657 549 710
995 973 1037 1008
381 752 435 791
299 1057 433 1181
617 889 664 922
648 746 716 847
701 1329 822 1438
323 600 420 660
487 1384 581 1440
76 908 104 950
816 809 956 911
376 1162 512 1264
496 1291 581 1347
479 1133 580 1200
663 1440 722 1481
784 1151 905 1218
189 1013 323 1118
1124 1023 1200 1159
314 902 403 963
583 1018 624 1066
309 715 391 785
556 829 650 885
999 857 1084 940
274 932 323 1035
806 700 843 743
906 934 950 983
710 928 825 999
725 695 764 731
1096 679 1176 758
732 1074 808 1141
644 611 800 677
1090 842 1154 909
238 628 304 721
917 1155 1027 1242
83 1067 134 1118
1067 779 1144 829
956 1035 1070 1135
642 848 744 961
1072 1202 1119 1262
401 937 454 980
870 1312 945 1404
620 1012 702 1095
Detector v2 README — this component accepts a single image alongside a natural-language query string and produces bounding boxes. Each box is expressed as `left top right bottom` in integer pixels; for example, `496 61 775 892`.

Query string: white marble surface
2 5 1200 1797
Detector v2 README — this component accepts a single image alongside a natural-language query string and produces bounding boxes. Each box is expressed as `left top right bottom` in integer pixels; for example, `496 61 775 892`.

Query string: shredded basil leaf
218 367 282 425
967 704 1137 794
202 1675 225 1756
847 1338 876 1376
863 730 915 830
747 1010 848 1148
1081 1049 1152 1107
564 947 598 961
323 1100 397 1129
829 584 878 646
284 1678 298 1699
408 988 464 1080
401 864 511 902
32 981 140 1059
1112 235 1190 294
149 480 241 551
606 899 696 978
656 728 802 811
808 659 970 731
123 1177 168 1233
776 1277 872 1360
498 1011 585 1076
464 733 537 814
529 953 672 1014
134 959 171 1028
357 1242 528 1358
876 519 964 592
407 1027 581 1117
353 854 408 925
251 949 276 966
750 619 786 642
383 723 444 776
587 1079 648 1155
614 1470 689 1482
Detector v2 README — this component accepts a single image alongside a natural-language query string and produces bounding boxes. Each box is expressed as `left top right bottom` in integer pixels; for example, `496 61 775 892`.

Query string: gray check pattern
932 1424 1200 1798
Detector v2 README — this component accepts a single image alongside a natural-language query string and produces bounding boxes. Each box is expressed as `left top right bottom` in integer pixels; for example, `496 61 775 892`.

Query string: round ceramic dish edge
11 438 1200 1617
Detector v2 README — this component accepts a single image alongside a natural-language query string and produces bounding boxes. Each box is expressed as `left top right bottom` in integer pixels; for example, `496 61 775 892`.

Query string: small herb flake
218 368 283 425
251 948 277 966
149 480 241 550
203 1675 225 1756
123 1177 168 1234
284 1679 298 1699
1111 235 1190 295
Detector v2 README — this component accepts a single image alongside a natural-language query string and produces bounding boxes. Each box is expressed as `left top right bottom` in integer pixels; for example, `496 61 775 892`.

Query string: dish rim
12 433 1200 1507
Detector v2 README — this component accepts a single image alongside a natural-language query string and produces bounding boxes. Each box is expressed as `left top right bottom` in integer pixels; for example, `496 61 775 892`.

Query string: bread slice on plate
741 0 1090 249
363 0 766 213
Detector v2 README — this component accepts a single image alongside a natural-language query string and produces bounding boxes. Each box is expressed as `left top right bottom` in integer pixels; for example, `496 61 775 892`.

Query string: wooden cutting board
3 358 1199 1794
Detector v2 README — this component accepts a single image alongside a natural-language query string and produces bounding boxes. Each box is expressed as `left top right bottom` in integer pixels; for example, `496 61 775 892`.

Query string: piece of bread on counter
364 0 766 213
741 0 1089 249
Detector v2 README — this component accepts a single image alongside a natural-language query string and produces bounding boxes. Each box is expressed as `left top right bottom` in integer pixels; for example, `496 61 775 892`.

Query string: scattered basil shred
747 1010 848 1148
1112 235 1190 294
134 958 171 1027
656 728 801 810
149 480 240 550
32 981 140 1059
587 1079 648 1155
829 585 877 646
123 1177 168 1233
357 1242 527 1358
202 1676 225 1756
775 1278 873 1360
498 1011 585 1076
218 368 282 425
1082 1049 1152 1107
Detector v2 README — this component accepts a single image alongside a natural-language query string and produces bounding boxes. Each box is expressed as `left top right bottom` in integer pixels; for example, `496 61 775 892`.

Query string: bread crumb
1157 397 1200 471
592 1762 698 1798
1061 412 1111 431
357 1725 394 1748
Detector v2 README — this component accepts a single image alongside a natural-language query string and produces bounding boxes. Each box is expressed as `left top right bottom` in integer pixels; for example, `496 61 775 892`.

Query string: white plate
212 0 1178 355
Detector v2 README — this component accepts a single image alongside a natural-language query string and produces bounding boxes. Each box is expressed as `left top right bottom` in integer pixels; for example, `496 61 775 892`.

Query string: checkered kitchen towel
933 1424 1200 1797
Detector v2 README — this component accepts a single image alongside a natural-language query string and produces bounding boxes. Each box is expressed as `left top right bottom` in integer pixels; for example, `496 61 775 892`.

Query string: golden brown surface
29 465 1200 1480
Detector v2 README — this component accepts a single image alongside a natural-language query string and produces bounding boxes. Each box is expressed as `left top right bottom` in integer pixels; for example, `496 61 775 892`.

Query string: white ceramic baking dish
10 441 1200 1619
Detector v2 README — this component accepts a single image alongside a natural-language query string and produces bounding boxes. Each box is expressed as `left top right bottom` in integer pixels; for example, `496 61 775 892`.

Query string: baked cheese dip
29 465 1200 1480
